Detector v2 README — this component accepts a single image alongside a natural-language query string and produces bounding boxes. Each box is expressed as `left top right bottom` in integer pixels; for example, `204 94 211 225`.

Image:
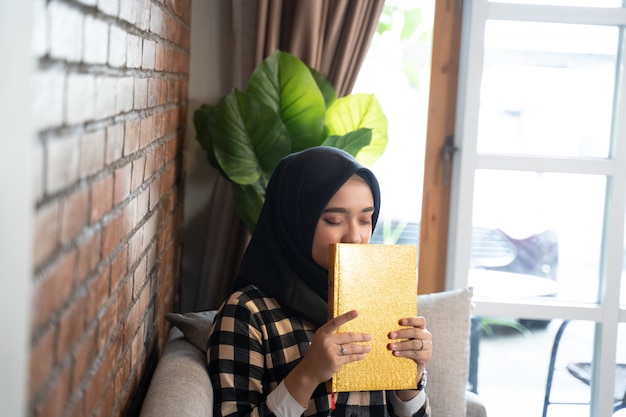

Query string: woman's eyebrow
322 206 375 214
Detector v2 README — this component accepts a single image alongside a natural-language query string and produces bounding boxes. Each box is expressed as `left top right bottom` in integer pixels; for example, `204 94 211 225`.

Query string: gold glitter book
327 243 418 392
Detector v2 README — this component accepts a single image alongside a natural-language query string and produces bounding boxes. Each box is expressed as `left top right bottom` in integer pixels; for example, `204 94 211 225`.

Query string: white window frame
448 1 626 416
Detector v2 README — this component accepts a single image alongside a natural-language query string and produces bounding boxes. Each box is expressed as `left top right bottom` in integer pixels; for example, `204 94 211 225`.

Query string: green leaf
193 104 221 169
325 94 388 166
213 90 290 185
400 8 422 41
232 181 267 232
320 128 372 158
247 50 326 152
309 67 338 108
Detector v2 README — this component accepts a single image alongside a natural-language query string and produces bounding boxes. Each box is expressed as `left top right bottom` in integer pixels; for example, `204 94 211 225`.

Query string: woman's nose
342 221 362 243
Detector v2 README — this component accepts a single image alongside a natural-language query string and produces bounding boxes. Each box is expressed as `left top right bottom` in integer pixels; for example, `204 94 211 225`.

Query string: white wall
0 2 34 417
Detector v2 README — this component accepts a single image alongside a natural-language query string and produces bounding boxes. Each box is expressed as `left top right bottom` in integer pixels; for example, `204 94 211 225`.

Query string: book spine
327 243 339 393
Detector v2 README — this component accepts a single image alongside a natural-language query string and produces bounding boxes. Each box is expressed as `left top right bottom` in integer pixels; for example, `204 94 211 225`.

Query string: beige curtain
195 0 384 310
232 0 384 96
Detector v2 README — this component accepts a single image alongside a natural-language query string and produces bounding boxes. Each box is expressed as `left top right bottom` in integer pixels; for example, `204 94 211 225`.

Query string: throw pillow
165 310 218 352
418 287 473 417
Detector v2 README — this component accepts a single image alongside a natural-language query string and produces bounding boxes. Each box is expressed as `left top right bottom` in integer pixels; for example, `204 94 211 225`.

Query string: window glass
478 21 617 158
476 318 595 417
353 1 435 245
471 170 606 303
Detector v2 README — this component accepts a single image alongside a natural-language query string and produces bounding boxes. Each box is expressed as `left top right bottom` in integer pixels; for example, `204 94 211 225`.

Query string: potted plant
193 50 388 231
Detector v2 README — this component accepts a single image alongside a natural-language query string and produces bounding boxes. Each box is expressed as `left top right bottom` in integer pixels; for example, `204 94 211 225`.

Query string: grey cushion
418 287 474 417
139 328 213 417
165 310 217 351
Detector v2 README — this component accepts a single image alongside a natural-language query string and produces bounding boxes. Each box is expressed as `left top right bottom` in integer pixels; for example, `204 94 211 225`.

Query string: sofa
139 287 487 417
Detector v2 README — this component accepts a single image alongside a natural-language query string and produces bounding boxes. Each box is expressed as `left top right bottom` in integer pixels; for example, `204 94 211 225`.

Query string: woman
207 147 432 417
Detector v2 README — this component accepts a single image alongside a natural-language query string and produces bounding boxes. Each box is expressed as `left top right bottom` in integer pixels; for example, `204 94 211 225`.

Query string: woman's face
311 176 375 269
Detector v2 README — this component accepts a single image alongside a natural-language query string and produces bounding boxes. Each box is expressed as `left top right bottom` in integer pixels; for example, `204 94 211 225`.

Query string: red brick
84 15 108 65
80 130 105 178
98 0 119 17
95 76 117 119
109 25 127 67
67 393 86 417
134 78 148 110
158 79 168 106
66 73 95 125
124 119 141 156
47 135 80 194
123 196 138 234
128 229 143 268
102 211 123 255
60 187 89 245
33 69 65 131
72 326 97 390
113 164 132 205
149 178 161 211
76 230 101 283
149 3 164 37
96 383 115 417
147 78 160 108
33 200 61 268
86 266 110 324
106 124 124 165
155 44 166 72
28 326 57 403
123 299 140 347
154 143 165 171
126 34 142 68
139 116 154 149
133 257 147 300
36 362 72 417
142 39 156 70
117 77 134 113
137 0 151 31
32 250 77 331
49 1 83 62
144 150 155 180
131 157 145 192
56 294 87 363
90 174 113 224
96 302 118 351
116 280 133 337
142 216 157 252
110 246 128 290
84 356 108 416
137 188 150 219
114 349 131 399
119 0 138 25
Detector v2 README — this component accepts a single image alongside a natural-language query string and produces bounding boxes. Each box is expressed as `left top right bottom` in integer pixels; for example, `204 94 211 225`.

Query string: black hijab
235 147 381 327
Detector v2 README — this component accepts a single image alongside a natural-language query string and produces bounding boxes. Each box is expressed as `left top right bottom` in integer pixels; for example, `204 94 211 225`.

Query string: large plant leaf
320 128 372 158
232 181 267 232
309 67 338 108
193 103 225 174
247 50 326 152
213 89 290 185
325 94 388 166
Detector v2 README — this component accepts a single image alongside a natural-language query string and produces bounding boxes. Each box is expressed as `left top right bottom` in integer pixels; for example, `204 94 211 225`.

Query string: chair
542 320 626 417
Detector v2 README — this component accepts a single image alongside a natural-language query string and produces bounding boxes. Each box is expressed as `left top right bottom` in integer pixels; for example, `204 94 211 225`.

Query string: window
451 1 626 416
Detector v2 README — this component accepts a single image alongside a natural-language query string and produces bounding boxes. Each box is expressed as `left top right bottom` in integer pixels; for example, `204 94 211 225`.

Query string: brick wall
28 1 191 416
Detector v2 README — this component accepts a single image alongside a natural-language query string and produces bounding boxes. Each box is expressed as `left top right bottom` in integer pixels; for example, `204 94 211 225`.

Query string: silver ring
340 345 347 355
418 339 425 351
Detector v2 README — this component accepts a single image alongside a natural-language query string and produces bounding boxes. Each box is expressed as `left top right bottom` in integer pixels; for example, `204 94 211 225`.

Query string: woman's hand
284 310 371 406
388 316 432 401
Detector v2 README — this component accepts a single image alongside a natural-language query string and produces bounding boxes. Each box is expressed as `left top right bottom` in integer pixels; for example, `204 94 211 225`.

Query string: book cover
327 243 418 392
